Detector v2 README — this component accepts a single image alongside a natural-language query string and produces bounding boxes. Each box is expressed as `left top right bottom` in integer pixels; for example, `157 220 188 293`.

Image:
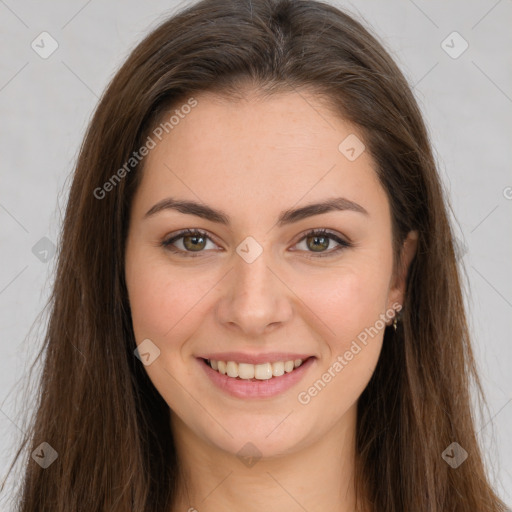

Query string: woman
3 0 508 510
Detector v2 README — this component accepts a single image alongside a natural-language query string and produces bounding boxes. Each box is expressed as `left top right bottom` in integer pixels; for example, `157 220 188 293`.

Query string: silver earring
392 315 399 331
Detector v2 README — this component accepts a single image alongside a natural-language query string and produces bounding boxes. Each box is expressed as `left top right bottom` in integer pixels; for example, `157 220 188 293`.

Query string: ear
387 230 418 315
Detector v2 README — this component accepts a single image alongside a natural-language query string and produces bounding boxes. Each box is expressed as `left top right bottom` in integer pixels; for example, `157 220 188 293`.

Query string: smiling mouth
202 357 313 381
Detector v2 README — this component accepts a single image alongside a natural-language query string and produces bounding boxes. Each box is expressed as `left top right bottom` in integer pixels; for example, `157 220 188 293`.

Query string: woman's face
125 89 417 459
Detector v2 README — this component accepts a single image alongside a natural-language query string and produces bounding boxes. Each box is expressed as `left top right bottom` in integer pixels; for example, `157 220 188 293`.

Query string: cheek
304 263 391 342
295 270 388 421
296 257 391 400
126 249 186 342
125 249 220 353
125 253 207 412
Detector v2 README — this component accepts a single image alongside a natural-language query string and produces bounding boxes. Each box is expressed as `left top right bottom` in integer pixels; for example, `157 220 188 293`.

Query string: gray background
1 0 511 507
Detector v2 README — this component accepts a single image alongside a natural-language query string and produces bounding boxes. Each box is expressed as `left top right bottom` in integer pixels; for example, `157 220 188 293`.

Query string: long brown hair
2 0 508 510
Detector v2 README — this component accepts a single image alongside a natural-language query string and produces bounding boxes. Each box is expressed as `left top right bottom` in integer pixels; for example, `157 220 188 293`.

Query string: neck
170 404 369 512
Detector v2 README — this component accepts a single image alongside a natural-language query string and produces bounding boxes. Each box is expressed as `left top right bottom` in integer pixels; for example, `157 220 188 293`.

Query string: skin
125 88 418 512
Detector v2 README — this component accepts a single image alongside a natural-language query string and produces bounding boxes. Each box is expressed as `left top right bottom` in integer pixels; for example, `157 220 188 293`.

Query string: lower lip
198 357 316 399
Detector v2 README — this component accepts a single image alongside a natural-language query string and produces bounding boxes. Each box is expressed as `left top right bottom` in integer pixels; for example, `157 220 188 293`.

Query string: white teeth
238 363 255 379
207 358 307 380
272 361 285 377
254 363 273 380
226 361 238 378
217 361 227 375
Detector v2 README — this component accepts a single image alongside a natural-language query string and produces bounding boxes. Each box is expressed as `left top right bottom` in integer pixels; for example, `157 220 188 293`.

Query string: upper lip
198 352 315 365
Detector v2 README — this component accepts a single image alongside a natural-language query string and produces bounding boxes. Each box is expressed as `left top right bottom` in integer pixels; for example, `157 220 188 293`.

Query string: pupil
310 235 328 252
185 235 205 251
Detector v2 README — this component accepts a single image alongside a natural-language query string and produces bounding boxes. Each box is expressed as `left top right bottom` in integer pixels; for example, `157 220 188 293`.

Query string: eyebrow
144 196 368 226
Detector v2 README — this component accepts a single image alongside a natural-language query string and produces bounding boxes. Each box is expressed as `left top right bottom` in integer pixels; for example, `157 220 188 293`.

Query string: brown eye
161 228 351 259
182 233 207 251
162 229 216 257
306 233 330 252
294 229 352 258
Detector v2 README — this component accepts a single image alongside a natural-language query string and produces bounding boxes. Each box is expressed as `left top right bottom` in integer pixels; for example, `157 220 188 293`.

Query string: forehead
132 89 387 222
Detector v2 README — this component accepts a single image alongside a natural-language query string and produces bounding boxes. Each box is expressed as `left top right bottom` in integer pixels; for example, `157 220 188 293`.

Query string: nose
215 244 293 337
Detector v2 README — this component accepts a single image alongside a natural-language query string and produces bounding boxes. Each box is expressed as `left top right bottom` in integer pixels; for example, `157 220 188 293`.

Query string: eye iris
183 233 206 251
307 234 329 252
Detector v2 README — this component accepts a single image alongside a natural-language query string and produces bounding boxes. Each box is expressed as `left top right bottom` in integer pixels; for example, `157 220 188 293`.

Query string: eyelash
160 228 352 259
